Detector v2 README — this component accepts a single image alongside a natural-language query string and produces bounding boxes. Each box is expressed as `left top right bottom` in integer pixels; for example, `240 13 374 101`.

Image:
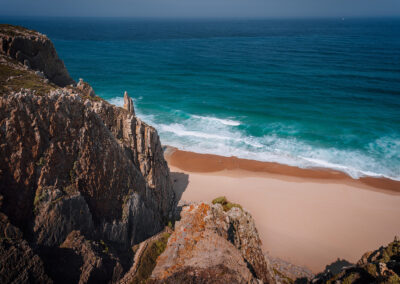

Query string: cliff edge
0 24 74 86
0 24 176 283
0 24 277 284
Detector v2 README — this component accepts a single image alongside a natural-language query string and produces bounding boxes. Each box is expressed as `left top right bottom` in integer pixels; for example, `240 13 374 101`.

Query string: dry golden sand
165 147 400 273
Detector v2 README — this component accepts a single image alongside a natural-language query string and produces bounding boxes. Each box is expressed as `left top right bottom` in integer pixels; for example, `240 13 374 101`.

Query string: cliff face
0 24 177 283
0 24 74 87
0 87 175 248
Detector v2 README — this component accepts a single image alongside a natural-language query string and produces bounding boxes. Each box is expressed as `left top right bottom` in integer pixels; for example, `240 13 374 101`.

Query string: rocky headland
0 24 399 284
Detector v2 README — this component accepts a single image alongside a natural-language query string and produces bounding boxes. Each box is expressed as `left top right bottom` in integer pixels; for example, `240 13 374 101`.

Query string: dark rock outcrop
0 24 74 87
311 237 400 284
40 230 124 284
0 207 52 284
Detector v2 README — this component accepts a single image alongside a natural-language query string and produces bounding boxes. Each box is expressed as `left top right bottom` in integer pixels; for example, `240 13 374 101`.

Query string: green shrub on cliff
212 196 242 212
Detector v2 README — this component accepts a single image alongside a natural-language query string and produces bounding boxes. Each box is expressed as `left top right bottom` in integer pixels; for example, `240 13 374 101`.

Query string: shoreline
164 146 400 272
164 146 400 195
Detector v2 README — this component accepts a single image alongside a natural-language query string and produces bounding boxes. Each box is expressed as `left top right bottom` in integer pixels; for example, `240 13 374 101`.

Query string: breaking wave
108 97 400 181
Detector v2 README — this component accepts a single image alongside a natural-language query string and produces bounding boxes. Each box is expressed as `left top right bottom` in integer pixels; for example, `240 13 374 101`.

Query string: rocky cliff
0 24 279 284
0 24 177 283
0 24 74 87
311 237 400 284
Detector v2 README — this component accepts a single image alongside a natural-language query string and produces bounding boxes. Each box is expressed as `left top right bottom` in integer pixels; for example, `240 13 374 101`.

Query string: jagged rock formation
123 91 135 115
0 88 175 248
0 24 176 283
148 202 276 283
0 24 74 87
77 78 95 97
312 237 400 283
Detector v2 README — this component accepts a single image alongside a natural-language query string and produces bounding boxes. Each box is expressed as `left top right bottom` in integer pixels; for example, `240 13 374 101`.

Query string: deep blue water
2 17 400 180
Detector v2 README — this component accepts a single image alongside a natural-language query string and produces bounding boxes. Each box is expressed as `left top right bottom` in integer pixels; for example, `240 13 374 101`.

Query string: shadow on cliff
170 172 189 202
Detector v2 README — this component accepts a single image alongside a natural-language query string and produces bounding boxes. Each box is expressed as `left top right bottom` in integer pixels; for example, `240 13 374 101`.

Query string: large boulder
148 202 276 283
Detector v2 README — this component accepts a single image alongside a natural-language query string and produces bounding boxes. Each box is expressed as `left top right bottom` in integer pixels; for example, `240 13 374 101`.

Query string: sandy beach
165 147 400 273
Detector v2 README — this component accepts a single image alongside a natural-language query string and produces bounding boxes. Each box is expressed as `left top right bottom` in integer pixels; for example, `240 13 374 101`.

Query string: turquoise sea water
2 17 400 180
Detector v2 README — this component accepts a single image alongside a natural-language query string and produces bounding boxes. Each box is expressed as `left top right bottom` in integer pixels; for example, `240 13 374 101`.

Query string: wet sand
165 147 400 272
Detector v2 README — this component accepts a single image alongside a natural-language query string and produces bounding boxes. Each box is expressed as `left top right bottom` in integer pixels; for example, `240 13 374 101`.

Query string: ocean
2 17 400 180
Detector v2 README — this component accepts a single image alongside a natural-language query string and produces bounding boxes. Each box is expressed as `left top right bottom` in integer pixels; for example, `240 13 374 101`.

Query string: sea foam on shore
108 96 400 181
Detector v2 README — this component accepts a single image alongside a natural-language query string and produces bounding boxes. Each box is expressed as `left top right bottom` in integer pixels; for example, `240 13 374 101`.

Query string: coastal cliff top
0 23 75 86
0 24 43 38
0 53 56 94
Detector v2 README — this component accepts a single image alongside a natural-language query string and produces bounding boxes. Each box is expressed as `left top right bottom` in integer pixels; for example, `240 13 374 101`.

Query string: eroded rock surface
0 24 176 284
123 91 135 115
0 208 52 284
149 202 276 283
0 87 175 248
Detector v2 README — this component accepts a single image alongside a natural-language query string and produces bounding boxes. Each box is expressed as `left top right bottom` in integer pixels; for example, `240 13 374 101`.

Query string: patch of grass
0 24 37 36
81 94 102 102
132 232 170 284
0 62 55 95
212 196 243 212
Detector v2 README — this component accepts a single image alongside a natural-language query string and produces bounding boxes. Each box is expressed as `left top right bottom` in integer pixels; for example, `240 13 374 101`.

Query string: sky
0 0 400 18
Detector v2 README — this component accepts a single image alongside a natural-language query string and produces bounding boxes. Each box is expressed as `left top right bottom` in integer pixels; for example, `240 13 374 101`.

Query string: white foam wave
107 96 142 108
300 157 400 180
160 123 232 140
192 115 241 126
156 122 400 180
107 97 124 107
105 97 400 181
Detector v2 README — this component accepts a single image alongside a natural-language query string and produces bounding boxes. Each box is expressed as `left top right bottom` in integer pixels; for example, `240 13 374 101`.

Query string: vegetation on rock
212 196 243 212
131 232 170 284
